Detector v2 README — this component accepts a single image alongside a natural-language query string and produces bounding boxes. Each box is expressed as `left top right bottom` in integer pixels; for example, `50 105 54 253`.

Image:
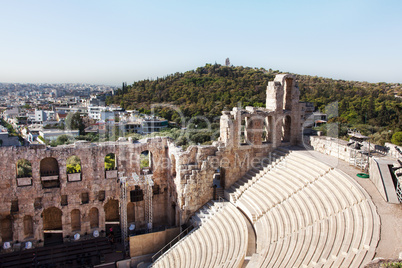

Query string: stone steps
228 150 382 268
151 202 248 268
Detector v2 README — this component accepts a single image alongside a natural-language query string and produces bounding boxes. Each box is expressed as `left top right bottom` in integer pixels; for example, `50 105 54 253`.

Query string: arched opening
282 115 291 143
127 202 135 224
71 209 81 231
140 150 152 174
89 207 99 228
67 155 82 182
23 215 34 238
170 155 176 177
105 153 117 179
43 207 62 230
40 157 59 176
104 199 119 222
267 116 274 143
283 77 293 110
104 153 116 170
1 215 13 241
240 118 247 145
262 119 268 143
40 157 60 188
42 207 63 246
16 159 32 178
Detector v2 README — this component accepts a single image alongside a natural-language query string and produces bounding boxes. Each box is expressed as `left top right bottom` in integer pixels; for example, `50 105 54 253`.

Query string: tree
391 131 402 146
65 112 85 135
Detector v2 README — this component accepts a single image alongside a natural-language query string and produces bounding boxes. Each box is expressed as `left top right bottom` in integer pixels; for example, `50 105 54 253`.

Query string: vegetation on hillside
107 64 401 145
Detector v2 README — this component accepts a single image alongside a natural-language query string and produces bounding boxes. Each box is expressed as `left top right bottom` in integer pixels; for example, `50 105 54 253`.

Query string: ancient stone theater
1 74 401 267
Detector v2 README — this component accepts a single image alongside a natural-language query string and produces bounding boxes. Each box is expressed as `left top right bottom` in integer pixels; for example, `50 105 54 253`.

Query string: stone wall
129 227 180 257
384 142 402 159
0 139 173 244
307 136 352 162
0 73 307 246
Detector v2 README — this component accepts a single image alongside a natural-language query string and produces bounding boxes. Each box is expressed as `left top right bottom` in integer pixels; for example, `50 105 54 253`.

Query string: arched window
67 155 82 182
71 209 81 231
140 150 152 174
263 116 274 143
16 159 32 178
66 156 81 174
43 207 62 230
240 118 247 144
104 153 116 170
89 208 99 228
40 157 59 176
104 199 119 222
1 215 13 241
40 157 60 188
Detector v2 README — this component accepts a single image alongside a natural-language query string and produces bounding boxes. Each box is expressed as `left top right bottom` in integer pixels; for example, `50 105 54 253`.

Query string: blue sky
1 0 401 85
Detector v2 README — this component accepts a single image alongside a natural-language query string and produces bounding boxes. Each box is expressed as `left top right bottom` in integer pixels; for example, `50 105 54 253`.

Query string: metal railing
395 179 402 203
151 224 196 263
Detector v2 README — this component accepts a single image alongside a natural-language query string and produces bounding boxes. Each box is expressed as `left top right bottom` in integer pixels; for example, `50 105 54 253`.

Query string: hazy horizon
1 0 401 85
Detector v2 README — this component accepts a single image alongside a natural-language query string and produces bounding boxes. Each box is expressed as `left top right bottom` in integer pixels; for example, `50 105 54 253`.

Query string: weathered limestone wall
129 227 180 257
0 139 173 244
307 136 352 162
384 143 402 159
0 73 307 246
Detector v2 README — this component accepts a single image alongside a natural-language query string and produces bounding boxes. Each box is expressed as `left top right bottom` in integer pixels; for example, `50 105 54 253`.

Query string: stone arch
240 117 247 144
66 155 81 174
40 157 59 176
1 215 13 241
127 202 135 224
104 199 119 222
282 115 291 142
170 154 176 177
104 153 116 170
23 215 34 238
42 207 62 230
16 159 32 178
71 209 81 231
140 150 153 174
89 207 99 228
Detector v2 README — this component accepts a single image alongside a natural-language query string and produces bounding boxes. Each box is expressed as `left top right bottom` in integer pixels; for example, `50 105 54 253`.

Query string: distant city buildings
0 82 170 146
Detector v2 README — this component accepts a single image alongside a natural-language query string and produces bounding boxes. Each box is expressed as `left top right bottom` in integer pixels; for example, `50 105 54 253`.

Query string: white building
39 129 79 141
88 106 124 120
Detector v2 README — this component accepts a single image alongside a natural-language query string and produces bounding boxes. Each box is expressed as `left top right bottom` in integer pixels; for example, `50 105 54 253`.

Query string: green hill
107 63 402 144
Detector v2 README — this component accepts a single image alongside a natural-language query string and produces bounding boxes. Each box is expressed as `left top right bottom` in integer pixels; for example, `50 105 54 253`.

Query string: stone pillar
266 81 283 112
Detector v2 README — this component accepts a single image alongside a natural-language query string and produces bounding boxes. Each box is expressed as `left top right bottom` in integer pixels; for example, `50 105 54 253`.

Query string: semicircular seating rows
151 201 248 268
151 147 380 268
227 147 380 268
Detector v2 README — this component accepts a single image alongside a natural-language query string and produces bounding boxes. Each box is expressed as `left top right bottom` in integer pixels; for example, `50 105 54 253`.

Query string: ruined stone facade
0 74 305 247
